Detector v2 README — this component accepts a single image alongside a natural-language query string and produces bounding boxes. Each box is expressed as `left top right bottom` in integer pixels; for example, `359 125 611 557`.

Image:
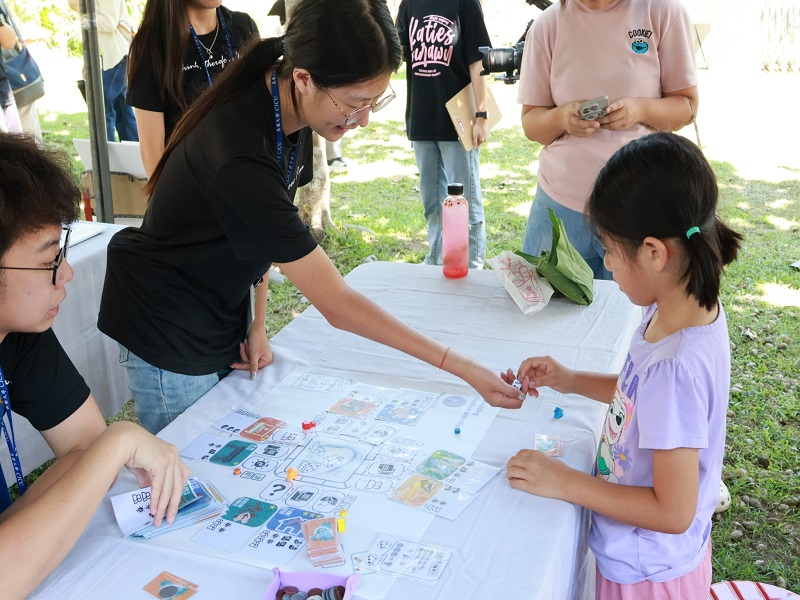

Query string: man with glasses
0 132 189 597
396 0 492 270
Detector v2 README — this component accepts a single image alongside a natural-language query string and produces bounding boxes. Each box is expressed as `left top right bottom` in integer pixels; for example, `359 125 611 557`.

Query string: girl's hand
231 326 274 379
517 355 574 394
501 367 540 398
506 448 571 499
597 97 642 131
561 101 601 138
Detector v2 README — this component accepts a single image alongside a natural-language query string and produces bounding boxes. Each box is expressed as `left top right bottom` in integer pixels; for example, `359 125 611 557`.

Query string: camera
478 0 552 84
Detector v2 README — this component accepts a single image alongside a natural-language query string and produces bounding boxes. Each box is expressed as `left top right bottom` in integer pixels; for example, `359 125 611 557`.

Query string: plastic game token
233 467 241 476
553 407 564 419
454 427 461 435
301 421 316 431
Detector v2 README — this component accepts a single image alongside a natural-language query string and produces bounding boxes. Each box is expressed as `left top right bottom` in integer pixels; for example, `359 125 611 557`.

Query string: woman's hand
230 325 274 379
597 97 643 131
561 101 601 138
469 363 527 409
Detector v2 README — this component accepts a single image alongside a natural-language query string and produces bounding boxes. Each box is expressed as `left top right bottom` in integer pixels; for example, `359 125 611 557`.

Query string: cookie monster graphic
632 38 649 54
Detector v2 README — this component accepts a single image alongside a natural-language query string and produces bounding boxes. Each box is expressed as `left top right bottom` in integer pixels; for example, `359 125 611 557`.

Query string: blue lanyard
0 364 27 507
270 67 298 189
189 7 234 88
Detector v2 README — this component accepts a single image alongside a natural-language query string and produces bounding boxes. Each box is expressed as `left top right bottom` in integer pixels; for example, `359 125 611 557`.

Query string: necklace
195 19 219 60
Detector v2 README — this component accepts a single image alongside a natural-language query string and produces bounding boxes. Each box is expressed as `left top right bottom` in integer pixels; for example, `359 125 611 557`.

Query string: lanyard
270 67 298 189
253 67 299 287
189 7 234 88
0 364 27 505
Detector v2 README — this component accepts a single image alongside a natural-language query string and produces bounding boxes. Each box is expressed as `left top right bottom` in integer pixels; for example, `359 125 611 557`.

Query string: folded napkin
517 208 594 306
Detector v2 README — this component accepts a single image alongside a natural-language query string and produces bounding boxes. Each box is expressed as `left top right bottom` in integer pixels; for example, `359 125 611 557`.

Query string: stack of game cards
301 517 345 567
112 477 227 539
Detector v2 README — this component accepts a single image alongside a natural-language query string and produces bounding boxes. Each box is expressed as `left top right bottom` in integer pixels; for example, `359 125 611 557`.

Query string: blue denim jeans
103 56 138 142
522 185 612 280
412 140 486 269
119 345 230 433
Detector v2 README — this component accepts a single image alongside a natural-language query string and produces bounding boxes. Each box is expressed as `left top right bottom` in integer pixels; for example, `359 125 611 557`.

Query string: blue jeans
103 56 138 142
119 345 230 433
412 141 486 269
522 185 612 280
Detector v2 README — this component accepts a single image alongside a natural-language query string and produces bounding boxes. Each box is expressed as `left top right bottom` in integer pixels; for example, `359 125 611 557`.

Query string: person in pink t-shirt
504 133 742 599
517 0 698 279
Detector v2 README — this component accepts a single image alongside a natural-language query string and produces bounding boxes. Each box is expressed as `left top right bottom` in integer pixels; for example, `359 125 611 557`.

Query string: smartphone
579 95 609 121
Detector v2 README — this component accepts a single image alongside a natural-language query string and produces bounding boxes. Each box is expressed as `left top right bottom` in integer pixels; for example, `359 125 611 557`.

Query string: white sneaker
716 480 732 514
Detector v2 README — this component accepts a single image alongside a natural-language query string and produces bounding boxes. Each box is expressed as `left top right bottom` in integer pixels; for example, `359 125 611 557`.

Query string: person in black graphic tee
127 0 259 177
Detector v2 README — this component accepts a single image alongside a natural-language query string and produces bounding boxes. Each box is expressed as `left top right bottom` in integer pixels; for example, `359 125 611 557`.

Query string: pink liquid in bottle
442 183 469 278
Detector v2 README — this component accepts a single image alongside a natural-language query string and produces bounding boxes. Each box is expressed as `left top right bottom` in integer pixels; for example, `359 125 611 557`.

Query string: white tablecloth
1 222 129 477
31 262 640 600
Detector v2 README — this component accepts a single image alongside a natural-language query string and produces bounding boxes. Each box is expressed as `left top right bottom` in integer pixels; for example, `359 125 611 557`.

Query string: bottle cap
447 183 464 195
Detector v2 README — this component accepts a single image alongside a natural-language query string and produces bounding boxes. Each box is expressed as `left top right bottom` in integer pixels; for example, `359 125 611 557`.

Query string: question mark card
191 497 278 553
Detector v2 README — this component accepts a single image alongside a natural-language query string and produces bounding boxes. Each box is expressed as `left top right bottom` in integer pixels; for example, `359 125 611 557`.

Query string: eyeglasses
0 226 71 286
319 82 396 125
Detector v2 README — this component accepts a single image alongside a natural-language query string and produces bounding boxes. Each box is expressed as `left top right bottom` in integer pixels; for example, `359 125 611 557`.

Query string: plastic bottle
442 183 469 278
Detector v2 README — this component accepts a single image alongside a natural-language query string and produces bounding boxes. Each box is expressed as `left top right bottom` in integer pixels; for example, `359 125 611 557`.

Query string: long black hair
146 0 402 194
127 0 191 115
587 132 743 311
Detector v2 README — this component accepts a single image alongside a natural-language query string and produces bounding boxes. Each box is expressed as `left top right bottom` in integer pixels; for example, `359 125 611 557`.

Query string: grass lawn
27 79 800 590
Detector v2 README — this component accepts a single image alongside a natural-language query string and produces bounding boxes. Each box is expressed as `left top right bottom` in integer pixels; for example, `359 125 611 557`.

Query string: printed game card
415 450 466 481
239 506 321 565
180 432 236 461
329 397 376 418
292 372 353 393
111 486 153 535
191 497 278 553
362 535 453 583
534 434 564 457
240 417 287 442
442 458 501 494
391 474 443 507
143 571 198 599
391 473 479 519
209 440 258 466
211 408 264 435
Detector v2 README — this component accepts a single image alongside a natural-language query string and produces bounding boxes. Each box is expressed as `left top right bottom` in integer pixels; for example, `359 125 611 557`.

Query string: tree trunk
296 132 335 241
285 0 334 239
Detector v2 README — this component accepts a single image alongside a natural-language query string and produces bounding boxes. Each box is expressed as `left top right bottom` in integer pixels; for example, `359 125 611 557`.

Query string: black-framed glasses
320 82 396 126
0 226 71 285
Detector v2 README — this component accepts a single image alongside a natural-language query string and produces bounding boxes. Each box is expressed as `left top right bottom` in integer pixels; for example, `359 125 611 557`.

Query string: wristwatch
475 111 488 119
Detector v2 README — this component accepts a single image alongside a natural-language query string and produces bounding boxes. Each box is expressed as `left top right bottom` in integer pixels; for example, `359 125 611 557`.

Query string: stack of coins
275 585 345 600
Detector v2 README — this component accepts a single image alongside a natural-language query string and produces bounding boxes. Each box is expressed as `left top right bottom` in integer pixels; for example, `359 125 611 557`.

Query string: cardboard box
80 170 148 217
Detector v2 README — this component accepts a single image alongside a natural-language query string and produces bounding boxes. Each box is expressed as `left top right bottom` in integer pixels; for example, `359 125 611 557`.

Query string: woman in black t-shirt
99 0 525 435
127 0 259 177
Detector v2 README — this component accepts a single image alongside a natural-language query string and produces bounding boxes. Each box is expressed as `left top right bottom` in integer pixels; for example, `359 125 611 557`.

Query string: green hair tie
686 226 700 239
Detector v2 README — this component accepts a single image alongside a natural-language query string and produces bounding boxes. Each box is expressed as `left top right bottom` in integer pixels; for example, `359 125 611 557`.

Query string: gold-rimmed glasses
319 82 396 125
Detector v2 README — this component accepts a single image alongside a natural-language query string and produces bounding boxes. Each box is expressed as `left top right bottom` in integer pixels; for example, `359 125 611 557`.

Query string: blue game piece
454 427 461 435
553 407 564 419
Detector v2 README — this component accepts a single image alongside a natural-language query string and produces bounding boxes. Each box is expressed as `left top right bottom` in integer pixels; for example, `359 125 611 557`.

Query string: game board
117 367 501 598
